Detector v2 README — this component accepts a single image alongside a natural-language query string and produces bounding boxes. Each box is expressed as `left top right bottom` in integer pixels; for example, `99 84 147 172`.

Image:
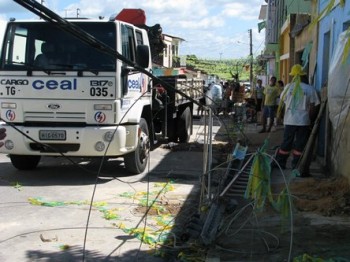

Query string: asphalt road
0 121 212 262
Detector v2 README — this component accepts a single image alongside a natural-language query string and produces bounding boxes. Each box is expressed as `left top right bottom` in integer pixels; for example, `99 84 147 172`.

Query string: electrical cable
104 178 173 259
0 226 118 245
135 150 151 261
3 3 216 259
263 152 294 262
3 1 275 261
215 228 280 255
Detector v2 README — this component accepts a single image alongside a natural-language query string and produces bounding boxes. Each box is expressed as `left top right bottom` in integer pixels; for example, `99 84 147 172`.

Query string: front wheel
10 155 41 170
124 118 150 174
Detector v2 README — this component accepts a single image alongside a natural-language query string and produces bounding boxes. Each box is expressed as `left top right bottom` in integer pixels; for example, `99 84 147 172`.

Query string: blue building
316 1 350 91
315 1 350 177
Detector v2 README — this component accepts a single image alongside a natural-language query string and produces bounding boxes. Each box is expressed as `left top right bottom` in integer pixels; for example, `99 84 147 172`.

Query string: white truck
0 4 203 174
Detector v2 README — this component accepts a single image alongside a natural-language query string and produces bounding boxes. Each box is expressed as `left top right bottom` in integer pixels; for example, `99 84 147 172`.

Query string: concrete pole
249 29 253 87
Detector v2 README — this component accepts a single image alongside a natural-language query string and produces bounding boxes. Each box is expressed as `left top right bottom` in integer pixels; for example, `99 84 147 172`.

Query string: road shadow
0 156 130 187
26 245 164 262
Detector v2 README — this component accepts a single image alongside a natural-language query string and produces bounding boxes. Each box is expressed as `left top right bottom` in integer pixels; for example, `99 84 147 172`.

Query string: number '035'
90 87 108 96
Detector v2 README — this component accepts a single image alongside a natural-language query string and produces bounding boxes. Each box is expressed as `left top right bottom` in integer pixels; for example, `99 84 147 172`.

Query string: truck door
121 24 148 97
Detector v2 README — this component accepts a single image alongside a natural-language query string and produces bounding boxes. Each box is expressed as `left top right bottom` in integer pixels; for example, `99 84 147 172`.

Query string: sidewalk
205 115 350 261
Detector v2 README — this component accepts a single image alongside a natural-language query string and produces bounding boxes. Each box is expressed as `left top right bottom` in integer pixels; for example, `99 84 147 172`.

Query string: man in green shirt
259 76 280 133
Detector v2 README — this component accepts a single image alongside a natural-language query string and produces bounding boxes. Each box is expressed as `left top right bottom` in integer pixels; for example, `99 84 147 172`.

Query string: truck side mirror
136 45 150 68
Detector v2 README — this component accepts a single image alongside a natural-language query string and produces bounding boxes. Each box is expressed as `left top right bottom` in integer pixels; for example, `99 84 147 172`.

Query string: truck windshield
0 21 116 71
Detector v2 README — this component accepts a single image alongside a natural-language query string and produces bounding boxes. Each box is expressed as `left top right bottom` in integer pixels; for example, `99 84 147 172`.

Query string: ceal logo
128 79 140 90
6 110 16 121
94 112 106 123
32 79 77 90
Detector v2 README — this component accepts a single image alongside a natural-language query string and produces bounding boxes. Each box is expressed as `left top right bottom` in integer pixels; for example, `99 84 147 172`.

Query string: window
164 45 168 57
121 24 136 62
136 30 143 45
343 20 350 31
321 31 330 86
1 22 116 71
4 25 28 66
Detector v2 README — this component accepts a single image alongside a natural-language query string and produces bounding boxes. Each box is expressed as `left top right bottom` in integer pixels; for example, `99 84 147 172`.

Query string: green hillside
185 55 264 82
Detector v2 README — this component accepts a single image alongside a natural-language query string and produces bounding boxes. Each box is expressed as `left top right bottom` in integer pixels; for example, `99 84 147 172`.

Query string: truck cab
0 14 153 173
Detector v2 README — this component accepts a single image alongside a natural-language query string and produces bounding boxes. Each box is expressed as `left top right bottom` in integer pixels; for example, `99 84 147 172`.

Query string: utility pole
248 29 253 87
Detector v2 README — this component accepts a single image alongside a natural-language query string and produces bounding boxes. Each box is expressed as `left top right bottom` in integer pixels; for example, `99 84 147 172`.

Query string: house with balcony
258 0 312 83
152 33 186 77
258 1 278 80
278 1 312 85
160 34 184 68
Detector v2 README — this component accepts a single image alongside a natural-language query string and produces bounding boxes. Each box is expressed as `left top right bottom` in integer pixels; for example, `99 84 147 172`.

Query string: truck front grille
24 111 86 122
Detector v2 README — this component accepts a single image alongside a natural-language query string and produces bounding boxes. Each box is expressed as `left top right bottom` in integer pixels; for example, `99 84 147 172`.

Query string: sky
0 0 266 60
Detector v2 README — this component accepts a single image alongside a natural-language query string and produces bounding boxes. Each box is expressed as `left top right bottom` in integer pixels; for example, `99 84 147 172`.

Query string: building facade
315 0 350 178
259 0 350 178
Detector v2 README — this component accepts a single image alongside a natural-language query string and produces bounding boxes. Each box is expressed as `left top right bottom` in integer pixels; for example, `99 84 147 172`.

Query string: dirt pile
290 176 350 216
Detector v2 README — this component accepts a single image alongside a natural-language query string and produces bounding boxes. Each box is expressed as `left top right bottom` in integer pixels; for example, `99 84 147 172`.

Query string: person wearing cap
0 128 6 148
273 64 320 172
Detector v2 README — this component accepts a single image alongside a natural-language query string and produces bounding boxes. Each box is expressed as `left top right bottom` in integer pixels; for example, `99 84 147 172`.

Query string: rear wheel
124 118 150 174
165 120 178 142
10 155 41 170
178 107 192 143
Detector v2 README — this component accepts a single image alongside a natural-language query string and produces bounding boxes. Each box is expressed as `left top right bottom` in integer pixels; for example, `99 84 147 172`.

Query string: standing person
0 128 6 148
222 82 232 116
206 83 222 115
273 64 320 170
254 79 264 123
197 81 208 117
259 76 279 133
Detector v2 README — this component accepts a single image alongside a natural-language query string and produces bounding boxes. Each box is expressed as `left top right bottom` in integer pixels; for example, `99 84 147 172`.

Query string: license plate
39 130 66 141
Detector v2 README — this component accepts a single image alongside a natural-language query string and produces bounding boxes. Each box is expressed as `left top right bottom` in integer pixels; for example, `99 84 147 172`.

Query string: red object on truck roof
115 9 146 25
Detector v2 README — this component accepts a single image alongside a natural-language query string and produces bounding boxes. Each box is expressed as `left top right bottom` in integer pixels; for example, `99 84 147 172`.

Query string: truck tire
10 155 41 170
166 121 178 142
178 107 192 143
124 118 150 174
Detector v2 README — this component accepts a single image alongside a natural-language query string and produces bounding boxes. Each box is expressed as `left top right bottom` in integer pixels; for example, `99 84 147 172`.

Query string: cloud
222 2 261 20
177 16 225 30
0 0 264 59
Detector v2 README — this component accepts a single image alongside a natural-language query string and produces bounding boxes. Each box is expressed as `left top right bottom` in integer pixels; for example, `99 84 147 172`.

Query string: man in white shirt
274 64 320 172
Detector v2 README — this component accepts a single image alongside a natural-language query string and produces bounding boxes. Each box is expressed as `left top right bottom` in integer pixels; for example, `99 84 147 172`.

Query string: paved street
0 120 218 261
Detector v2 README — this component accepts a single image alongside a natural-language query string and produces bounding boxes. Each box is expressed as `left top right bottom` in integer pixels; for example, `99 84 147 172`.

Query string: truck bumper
0 123 138 157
